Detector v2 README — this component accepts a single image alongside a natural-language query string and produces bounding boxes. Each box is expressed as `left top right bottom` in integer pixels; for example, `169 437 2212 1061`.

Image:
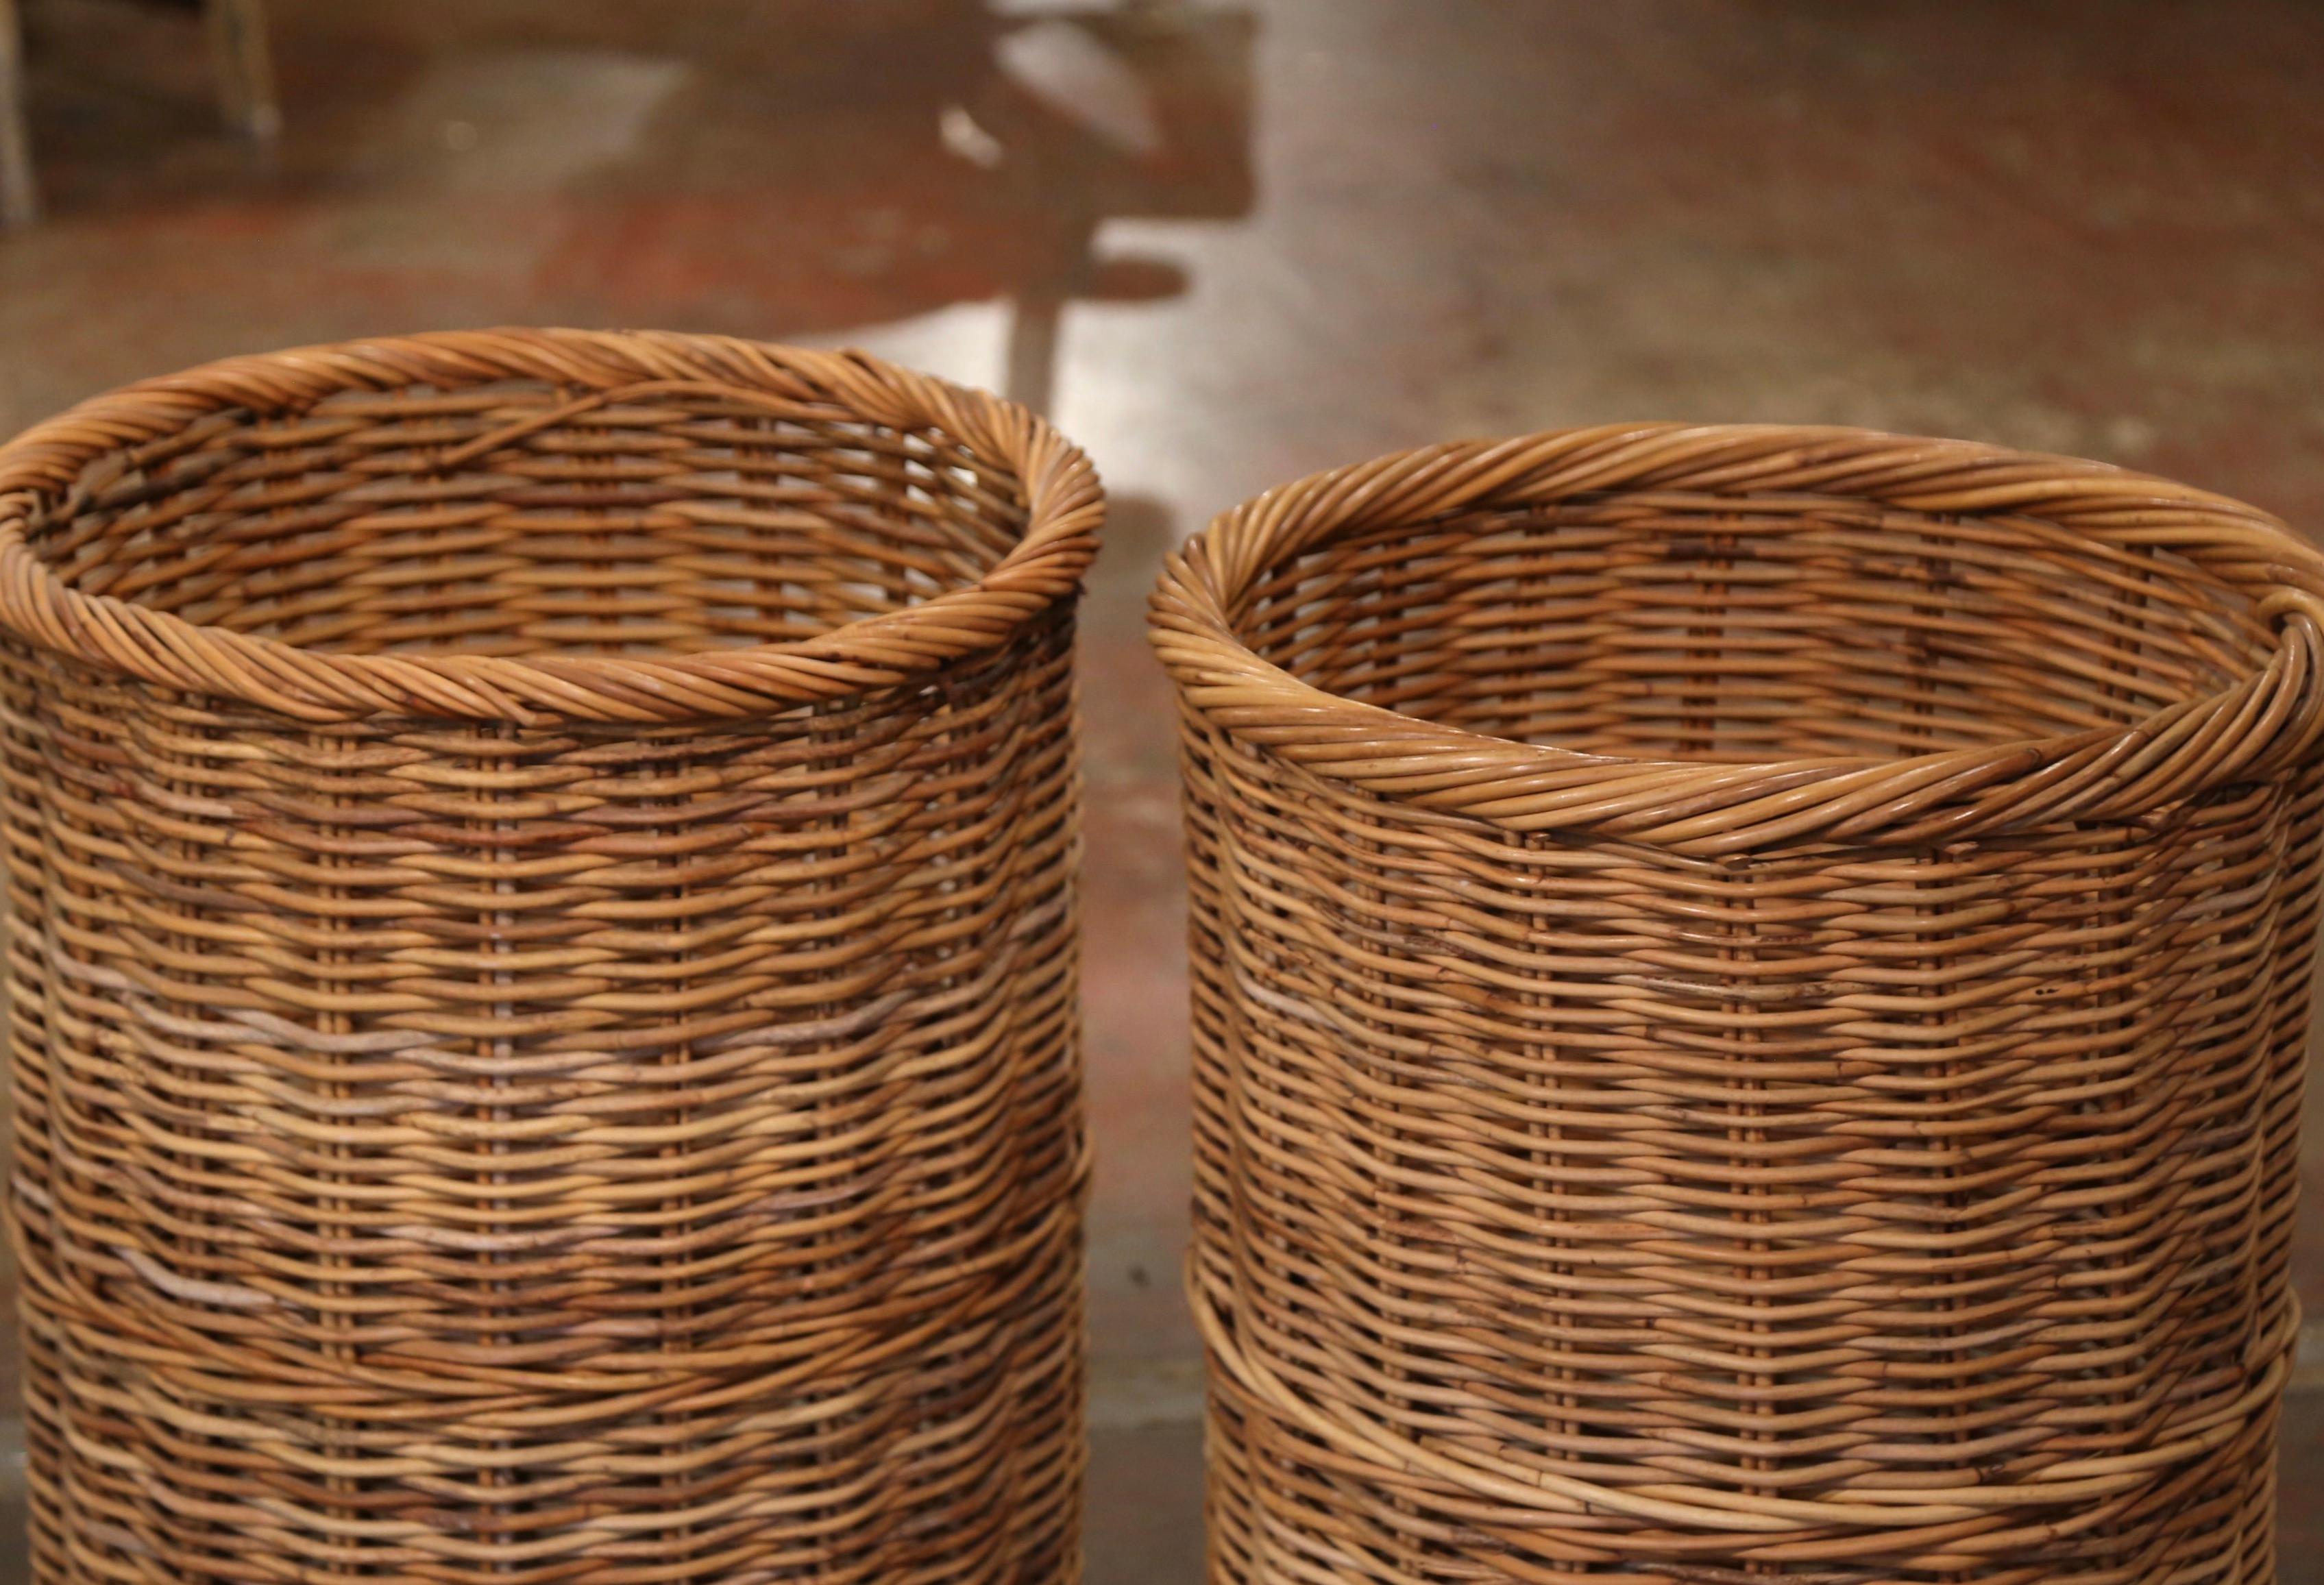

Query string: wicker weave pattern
0 329 1100 1585
1151 426 2324 1585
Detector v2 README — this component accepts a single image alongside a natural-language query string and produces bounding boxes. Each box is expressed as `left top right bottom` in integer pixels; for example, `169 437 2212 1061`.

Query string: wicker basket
1149 425 2324 1585
0 329 1101 1585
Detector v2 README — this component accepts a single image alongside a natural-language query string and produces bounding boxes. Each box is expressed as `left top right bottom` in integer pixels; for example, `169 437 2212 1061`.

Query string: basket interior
27 382 1023 658
1234 500 2273 763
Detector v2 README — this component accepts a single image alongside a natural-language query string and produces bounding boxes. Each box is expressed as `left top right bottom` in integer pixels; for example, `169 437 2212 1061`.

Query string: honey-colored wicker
0 328 1102 1585
1149 425 2324 1585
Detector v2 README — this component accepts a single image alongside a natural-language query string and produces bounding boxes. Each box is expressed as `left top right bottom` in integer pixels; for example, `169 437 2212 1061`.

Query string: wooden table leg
207 0 279 145
0 0 38 230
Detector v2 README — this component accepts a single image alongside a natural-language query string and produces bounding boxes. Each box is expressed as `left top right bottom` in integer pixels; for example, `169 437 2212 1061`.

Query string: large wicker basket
1149 426 2324 1585
0 329 1101 1585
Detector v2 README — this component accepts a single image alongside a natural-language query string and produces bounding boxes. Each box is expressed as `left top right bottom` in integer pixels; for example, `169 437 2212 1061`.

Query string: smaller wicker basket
0 328 1101 1585
1151 424 2324 1585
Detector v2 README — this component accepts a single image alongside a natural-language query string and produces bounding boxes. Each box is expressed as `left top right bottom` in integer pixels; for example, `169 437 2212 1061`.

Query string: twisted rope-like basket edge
1149 423 2324 855
0 328 1104 724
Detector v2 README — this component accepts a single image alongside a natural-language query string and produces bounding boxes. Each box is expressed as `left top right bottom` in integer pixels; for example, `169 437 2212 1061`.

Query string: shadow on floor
1089 1421 1206 1585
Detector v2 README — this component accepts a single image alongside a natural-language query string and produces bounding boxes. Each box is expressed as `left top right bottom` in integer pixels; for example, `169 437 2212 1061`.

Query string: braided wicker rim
1151 423 2324 854
0 328 1103 722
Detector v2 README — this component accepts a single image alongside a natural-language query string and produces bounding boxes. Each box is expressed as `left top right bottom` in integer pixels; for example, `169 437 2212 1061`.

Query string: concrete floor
4 0 2324 1578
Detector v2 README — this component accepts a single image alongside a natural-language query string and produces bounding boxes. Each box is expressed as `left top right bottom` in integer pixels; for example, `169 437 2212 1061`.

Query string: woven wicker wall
0 330 1101 1585
1154 424 2324 1585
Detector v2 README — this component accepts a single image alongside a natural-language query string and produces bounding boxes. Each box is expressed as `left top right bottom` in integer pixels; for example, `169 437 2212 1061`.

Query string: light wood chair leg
0 0 38 230
206 0 278 145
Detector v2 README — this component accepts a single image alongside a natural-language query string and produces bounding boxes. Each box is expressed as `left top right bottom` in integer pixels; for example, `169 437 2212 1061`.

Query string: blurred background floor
3 0 2323 1578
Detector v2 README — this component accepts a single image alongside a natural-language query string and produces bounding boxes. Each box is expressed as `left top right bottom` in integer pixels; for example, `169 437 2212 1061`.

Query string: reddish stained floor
4 0 2324 1577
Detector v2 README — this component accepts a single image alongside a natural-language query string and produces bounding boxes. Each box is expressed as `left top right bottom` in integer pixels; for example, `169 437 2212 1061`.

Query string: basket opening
1234 502 2272 763
28 382 1025 659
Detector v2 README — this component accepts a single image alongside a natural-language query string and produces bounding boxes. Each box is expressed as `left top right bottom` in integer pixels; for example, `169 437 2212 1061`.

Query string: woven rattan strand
1151 424 2324 1585
0 328 1101 1585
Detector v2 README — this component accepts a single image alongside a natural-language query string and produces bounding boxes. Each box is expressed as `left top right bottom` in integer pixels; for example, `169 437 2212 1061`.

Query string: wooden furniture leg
206 0 278 145
0 0 37 229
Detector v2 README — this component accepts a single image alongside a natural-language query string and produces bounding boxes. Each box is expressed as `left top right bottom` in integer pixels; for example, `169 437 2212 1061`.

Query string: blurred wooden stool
0 0 277 228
